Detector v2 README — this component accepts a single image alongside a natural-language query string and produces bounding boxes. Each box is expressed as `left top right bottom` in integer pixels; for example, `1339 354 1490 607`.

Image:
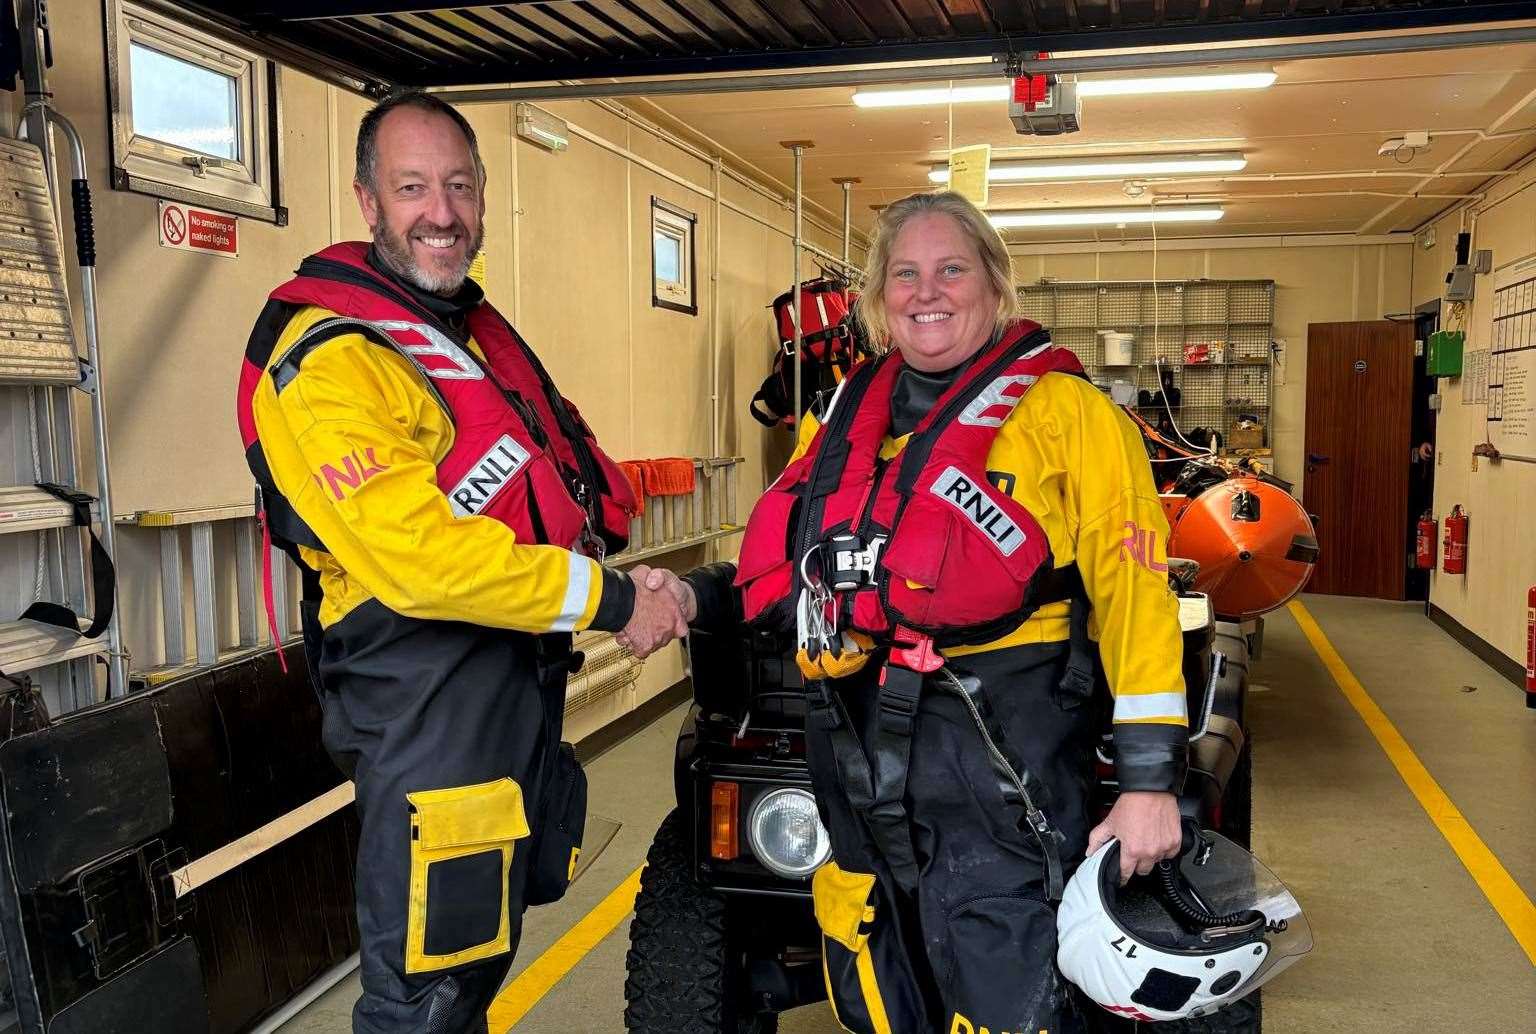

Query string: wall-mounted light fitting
515 102 569 151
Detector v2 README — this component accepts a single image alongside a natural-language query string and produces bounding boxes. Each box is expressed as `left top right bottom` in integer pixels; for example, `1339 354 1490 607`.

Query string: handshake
615 565 698 659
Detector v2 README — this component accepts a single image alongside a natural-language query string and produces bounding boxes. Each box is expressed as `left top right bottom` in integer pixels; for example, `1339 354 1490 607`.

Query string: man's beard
373 215 483 295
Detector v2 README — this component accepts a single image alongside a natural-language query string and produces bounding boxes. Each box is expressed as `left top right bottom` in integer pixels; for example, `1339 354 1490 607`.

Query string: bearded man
236 91 686 1033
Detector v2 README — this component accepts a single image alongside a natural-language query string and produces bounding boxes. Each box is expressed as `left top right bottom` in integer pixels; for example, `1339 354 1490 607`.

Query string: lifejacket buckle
887 627 943 675
825 533 884 592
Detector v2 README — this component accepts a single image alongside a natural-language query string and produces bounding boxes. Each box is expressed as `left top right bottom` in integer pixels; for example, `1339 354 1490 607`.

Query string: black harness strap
862 632 939 895
805 677 922 893
18 482 115 641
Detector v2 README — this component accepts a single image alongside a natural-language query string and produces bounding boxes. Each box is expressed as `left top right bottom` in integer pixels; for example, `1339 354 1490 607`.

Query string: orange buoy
1167 475 1318 620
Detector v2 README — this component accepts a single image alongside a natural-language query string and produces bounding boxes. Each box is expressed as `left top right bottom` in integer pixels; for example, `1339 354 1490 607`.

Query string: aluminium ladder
0 117 123 709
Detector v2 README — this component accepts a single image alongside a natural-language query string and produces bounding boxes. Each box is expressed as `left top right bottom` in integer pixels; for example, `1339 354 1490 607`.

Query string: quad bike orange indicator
710 781 740 860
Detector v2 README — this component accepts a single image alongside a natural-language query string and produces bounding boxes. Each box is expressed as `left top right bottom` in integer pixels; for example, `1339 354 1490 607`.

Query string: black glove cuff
1112 722 1189 794
590 566 636 633
681 562 741 632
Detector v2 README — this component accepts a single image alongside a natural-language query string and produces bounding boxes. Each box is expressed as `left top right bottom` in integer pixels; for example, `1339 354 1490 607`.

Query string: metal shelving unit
1017 279 1275 444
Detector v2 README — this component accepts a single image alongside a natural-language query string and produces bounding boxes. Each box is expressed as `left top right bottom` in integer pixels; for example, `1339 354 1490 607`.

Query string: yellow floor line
1288 600 1536 966
487 866 644 1031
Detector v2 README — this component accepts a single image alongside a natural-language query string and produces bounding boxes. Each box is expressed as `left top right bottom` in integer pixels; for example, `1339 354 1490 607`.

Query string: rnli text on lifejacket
449 434 531 516
931 466 1025 556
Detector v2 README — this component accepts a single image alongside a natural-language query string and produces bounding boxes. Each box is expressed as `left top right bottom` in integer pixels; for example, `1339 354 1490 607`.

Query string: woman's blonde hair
855 191 1018 349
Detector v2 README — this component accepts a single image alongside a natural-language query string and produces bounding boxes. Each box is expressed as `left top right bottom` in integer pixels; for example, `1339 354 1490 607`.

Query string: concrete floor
282 595 1536 1033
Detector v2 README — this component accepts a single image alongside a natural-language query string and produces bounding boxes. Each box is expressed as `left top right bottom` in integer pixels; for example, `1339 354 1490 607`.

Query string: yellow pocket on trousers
812 862 877 952
814 863 927 1034
406 777 530 974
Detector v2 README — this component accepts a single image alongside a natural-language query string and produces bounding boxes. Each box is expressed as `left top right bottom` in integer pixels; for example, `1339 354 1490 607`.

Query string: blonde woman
666 191 1187 1033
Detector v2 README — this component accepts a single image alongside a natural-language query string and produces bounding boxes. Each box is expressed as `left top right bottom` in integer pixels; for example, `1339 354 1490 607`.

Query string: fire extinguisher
1416 511 1437 570
1442 505 1468 575
1526 585 1535 709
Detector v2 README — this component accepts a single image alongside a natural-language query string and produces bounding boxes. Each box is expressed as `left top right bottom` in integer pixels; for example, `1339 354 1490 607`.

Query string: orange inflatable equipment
1167 474 1318 620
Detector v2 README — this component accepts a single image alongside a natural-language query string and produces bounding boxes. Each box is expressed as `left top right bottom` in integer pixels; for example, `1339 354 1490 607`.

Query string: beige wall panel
625 122 714 194
464 104 516 310
513 132 634 454
329 88 372 243
1384 246 1415 314
628 170 713 458
51 0 335 515
720 207 798 494
723 175 795 234
1414 159 1536 666
1092 249 1204 283
1037 253 1099 282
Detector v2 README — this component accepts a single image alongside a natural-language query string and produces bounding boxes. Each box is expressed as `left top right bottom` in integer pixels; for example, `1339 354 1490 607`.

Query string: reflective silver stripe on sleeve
1112 691 1189 722
550 552 594 632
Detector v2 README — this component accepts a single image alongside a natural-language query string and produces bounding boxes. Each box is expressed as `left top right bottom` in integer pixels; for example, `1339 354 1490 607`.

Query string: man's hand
1086 791 1183 884
635 565 698 623
615 566 689 658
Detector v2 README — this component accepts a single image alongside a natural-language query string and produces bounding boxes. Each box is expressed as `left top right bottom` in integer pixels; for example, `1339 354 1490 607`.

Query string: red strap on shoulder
258 510 289 674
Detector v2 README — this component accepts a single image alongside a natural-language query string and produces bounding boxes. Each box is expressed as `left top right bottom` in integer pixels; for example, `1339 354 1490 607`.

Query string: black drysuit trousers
306 600 584 1034
806 640 1101 1034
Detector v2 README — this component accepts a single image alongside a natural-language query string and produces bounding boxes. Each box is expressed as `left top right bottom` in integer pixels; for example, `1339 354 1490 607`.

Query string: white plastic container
1109 380 1138 405
1100 331 1135 366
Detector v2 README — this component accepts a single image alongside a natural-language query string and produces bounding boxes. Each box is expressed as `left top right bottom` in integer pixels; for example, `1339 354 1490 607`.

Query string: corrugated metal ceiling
152 1 1536 94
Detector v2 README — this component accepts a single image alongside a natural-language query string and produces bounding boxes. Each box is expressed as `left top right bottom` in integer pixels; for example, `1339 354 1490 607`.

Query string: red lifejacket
734 320 1085 647
236 242 636 567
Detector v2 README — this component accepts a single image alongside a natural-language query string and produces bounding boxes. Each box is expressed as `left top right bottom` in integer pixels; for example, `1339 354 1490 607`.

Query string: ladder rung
0 618 104 675
0 485 79 535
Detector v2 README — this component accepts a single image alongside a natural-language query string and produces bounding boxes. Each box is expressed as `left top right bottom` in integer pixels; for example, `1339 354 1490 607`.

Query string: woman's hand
1086 791 1183 884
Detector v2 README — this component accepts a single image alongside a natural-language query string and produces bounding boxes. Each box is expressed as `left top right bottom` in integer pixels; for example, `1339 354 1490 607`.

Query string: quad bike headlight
746 787 831 879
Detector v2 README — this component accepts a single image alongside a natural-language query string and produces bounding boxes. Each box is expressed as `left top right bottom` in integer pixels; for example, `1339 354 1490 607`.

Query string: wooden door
1303 321 1415 599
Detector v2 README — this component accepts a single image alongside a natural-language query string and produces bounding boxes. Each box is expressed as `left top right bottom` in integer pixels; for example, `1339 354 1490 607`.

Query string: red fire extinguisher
1416 512 1437 570
1526 585 1535 709
1442 505 1468 575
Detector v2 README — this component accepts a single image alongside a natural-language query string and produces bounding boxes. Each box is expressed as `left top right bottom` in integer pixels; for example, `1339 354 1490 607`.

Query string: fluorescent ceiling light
852 72 1275 108
930 152 1247 184
988 206 1225 228
1080 72 1277 96
853 84 1009 108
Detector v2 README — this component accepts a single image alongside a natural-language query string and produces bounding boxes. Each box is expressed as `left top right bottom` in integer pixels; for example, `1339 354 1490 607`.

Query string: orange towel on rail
618 461 648 515
643 457 696 496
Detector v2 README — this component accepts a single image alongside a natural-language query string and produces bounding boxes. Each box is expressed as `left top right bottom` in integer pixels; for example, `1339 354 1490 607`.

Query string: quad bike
624 562 1258 1034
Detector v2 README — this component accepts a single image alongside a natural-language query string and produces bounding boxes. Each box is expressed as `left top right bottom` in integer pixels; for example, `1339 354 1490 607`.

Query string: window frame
105 0 286 224
651 198 697 316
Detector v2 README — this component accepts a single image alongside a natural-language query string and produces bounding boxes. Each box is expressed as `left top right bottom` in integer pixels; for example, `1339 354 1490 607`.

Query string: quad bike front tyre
624 809 778 1034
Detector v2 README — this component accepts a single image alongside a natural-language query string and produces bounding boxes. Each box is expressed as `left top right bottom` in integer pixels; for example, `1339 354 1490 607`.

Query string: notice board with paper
1488 256 1536 460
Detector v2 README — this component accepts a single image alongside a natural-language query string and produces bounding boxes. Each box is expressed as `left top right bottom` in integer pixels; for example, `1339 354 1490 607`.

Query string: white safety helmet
1057 826 1312 1023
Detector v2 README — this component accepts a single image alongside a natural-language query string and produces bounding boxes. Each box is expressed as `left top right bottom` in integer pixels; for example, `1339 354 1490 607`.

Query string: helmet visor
1108 830 1312 997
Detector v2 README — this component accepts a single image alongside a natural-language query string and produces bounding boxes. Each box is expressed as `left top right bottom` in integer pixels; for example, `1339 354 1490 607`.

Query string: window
652 199 696 315
106 2 284 223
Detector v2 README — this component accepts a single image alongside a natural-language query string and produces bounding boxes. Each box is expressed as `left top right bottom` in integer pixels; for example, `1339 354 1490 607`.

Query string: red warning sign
157 201 238 258
162 205 186 244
